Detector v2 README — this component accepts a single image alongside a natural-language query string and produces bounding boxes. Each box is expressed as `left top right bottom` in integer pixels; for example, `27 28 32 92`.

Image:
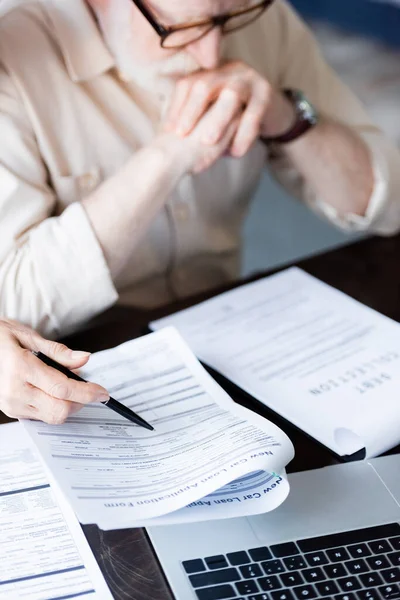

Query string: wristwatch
261 89 318 145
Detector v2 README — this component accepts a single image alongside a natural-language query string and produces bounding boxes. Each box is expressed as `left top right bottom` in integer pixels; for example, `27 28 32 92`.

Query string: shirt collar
45 0 115 82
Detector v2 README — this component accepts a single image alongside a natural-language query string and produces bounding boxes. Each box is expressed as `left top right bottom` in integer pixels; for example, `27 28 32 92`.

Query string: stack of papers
151 267 400 458
0 422 112 599
23 328 294 530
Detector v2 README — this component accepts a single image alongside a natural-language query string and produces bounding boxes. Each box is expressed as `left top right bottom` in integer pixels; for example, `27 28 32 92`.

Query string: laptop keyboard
182 523 400 600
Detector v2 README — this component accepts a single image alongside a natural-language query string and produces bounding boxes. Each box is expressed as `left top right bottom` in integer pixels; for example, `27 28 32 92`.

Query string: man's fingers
164 79 192 131
26 384 81 425
192 118 239 174
174 80 212 136
231 90 267 157
198 88 243 145
26 351 109 405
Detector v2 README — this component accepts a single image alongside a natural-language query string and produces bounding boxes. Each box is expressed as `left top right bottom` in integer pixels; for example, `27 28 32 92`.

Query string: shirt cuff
314 130 389 232
30 201 118 336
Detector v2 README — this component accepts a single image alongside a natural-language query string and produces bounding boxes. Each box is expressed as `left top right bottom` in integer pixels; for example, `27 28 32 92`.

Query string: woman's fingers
30 336 91 370
23 383 82 425
26 351 109 405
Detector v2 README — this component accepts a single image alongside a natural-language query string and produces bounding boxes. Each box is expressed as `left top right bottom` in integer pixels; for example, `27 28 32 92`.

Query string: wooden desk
2 234 400 599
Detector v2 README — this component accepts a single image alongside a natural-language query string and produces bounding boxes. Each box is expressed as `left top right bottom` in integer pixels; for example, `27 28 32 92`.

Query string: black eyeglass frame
131 0 275 48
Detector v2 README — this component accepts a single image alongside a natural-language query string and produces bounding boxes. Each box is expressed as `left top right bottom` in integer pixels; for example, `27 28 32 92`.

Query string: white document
0 422 112 600
23 328 294 530
151 268 400 458
144 471 288 526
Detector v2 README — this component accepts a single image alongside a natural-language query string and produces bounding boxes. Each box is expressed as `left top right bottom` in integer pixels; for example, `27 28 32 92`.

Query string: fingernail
71 350 91 359
97 392 110 402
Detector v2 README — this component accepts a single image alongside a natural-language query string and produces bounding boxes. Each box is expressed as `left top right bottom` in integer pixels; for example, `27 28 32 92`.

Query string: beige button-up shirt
1 0 400 338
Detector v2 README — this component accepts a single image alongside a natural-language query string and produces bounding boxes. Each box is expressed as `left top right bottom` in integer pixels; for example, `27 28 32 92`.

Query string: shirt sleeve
0 64 118 338
266 1 400 235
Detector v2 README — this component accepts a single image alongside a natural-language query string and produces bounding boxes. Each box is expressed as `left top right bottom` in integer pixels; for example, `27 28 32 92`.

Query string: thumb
33 337 91 369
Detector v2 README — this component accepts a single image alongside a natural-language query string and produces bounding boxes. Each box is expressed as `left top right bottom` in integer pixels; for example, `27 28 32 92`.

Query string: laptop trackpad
248 459 400 544
369 454 400 505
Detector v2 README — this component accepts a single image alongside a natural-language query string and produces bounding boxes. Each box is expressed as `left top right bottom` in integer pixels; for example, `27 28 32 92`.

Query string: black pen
33 351 154 431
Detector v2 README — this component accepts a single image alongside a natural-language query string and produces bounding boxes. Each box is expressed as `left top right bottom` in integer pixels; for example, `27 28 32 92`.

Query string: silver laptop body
148 455 400 600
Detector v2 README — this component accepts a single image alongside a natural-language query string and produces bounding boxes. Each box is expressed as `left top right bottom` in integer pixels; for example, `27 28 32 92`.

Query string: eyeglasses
132 0 275 49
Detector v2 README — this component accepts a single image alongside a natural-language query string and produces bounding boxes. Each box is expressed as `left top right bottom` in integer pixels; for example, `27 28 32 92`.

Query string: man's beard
95 0 201 94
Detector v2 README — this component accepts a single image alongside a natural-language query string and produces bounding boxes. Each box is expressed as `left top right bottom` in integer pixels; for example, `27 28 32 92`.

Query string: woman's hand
0 319 109 424
165 60 296 158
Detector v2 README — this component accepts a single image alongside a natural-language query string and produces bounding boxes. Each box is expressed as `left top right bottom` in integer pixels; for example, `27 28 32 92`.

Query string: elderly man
1 0 400 345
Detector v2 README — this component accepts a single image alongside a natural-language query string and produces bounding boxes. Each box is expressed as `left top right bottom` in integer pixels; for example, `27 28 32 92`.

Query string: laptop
148 454 400 600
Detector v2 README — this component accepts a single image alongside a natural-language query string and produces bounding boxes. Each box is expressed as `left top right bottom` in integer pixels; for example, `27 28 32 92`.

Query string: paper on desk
0 422 112 600
130 470 289 528
23 328 294 529
98 440 290 529
151 268 400 458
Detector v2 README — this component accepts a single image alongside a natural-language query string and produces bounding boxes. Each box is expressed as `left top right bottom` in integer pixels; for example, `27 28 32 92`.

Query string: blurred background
243 0 400 276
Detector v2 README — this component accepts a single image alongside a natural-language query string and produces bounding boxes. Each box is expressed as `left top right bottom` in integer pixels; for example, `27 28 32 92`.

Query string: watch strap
261 89 317 145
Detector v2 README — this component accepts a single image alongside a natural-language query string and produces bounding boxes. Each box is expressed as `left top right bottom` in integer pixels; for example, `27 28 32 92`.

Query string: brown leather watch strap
261 89 318 145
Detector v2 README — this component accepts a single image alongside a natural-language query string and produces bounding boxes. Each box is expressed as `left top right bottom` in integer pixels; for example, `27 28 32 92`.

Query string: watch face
297 93 318 125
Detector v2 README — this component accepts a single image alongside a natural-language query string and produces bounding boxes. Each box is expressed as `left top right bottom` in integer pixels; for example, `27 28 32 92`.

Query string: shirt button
174 203 189 222
79 172 98 193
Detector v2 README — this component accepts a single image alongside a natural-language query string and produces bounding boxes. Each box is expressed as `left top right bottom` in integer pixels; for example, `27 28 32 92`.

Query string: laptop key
356 591 380 600
389 553 400 567
367 554 391 570
324 563 348 579
337 576 362 592
258 575 282 591
239 563 262 578
247 595 269 600
390 538 400 551
195 584 237 600
205 555 229 570
378 583 400 599
292 584 317 598
302 567 325 583
262 559 285 574
183 559 206 574
298 525 400 553
236 580 259 595
359 571 384 587
348 544 372 559
280 571 304 587
382 568 400 583
368 539 392 554
334 595 357 600
249 547 273 562
304 551 329 567
271 592 295 600
327 548 351 562
270 542 300 557
189 567 241 588
284 556 307 570
345 559 369 574
315 580 340 596
227 551 251 566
